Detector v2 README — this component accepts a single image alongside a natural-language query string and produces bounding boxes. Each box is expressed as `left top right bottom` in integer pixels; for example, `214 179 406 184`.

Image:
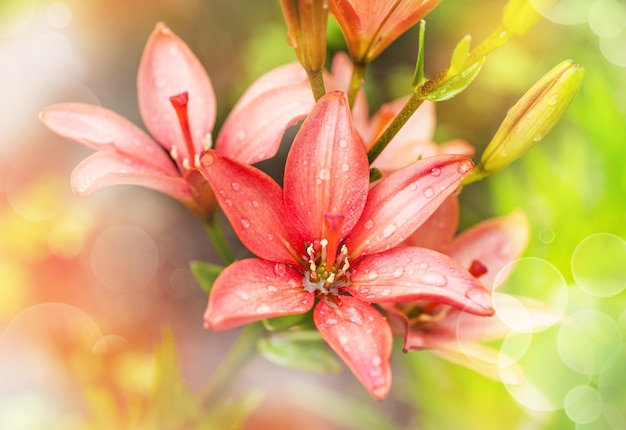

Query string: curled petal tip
465 286 494 316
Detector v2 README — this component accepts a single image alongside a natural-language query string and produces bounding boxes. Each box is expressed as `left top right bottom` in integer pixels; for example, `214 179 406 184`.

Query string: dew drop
267 233 274 241
371 356 382 366
240 218 251 229
256 304 271 313
235 290 250 301
364 219 375 229
458 160 472 174
383 223 397 238
419 262 428 270
341 162 350 172
339 139 348 148
318 167 330 180
409 182 418 191
325 318 338 325
252 200 259 208
421 271 448 287
231 182 240 190
346 306 364 325
224 199 233 207
548 94 558 106
267 285 278 293
532 134 543 142
367 271 379 281
430 167 442 177
392 267 405 278
381 288 391 296
201 152 216 166
423 187 435 198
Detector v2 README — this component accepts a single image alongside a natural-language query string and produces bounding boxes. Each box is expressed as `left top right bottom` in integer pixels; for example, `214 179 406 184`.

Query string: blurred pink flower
41 23 314 219
330 0 443 63
387 209 561 384
199 91 493 399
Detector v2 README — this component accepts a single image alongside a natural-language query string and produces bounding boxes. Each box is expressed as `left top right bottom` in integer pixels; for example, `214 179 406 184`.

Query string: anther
468 260 488 278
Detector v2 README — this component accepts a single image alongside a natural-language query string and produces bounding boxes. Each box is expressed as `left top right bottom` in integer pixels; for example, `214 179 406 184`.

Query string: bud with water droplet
465 59 584 183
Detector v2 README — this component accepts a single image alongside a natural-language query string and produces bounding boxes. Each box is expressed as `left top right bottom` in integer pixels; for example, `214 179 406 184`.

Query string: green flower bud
469 60 584 182
280 0 329 73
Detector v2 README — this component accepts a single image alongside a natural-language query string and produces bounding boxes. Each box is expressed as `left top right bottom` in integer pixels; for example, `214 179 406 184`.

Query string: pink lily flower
40 23 315 219
330 0 443 63
199 91 493 400
387 208 562 384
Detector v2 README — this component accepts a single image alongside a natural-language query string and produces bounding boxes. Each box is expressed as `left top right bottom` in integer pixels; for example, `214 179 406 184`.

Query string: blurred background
1 0 625 428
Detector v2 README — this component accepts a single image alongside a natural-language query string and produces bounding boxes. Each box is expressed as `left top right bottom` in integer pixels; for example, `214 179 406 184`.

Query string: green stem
347 61 367 108
200 322 264 406
307 69 326 101
367 92 425 165
203 215 235 265
466 25 511 67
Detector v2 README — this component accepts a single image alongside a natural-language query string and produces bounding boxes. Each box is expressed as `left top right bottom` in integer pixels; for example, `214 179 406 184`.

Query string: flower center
302 214 350 305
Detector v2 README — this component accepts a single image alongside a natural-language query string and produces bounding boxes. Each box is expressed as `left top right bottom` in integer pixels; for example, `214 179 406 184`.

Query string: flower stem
200 322 264 406
203 215 235 265
307 69 326 101
347 61 367 108
367 92 425 164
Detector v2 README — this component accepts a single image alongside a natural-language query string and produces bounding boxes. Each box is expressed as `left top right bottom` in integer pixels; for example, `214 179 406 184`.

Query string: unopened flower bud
469 60 584 181
280 0 329 73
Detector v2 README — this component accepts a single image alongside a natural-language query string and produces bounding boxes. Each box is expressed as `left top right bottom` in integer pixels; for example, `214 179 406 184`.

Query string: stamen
170 145 178 160
169 92 196 168
323 214 345 269
319 239 328 269
468 260 488 278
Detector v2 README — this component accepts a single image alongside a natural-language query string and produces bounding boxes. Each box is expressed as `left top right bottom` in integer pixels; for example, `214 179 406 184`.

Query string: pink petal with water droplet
407 195 459 253
449 210 530 290
314 295 392 400
346 154 473 258
199 150 303 264
284 91 370 241
205 259 313 330
40 103 177 174
216 84 314 164
71 151 193 203
138 23 216 161
348 246 493 315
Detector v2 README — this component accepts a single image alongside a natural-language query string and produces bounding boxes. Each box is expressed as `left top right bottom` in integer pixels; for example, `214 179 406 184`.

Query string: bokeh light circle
500 326 590 411
46 2 73 29
493 257 568 333
529 0 593 25
0 0 35 37
571 233 626 298
588 0 626 38
90 225 159 292
564 385 604 425
599 30 626 67
557 309 622 376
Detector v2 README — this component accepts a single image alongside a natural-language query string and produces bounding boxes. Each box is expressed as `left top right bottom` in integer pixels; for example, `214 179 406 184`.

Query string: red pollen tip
169 91 196 166
468 260 488 278
323 213 345 269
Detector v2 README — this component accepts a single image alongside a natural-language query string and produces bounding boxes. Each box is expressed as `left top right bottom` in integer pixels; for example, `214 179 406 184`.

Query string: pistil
169 91 197 169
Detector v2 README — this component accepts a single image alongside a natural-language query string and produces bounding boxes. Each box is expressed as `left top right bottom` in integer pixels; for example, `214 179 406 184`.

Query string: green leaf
262 313 307 331
424 57 485 102
411 20 427 88
449 35 472 76
190 260 224 295
258 333 343 374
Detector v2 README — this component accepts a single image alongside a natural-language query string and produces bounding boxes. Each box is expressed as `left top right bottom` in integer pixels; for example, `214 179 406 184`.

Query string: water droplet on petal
532 134 543 142
458 160 472 174
367 271 379 281
419 262 428 270
409 182 418 191
267 233 274 241
257 304 271 313
392 267 405 278
423 187 435 198
430 167 442 176
235 290 250 300
240 218 251 229
224 199 233 207
364 219 374 229
318 167 330 180
252 200 259 207
231 182 240 190
381 288 391 296
371 355 382 366
548 94 558 106
341 163 350 172
267 285 278 293
201 152 216 166
339 139 348 148
421 271 448 287
325 318 338 325
383 223 397 238
345 306 364 325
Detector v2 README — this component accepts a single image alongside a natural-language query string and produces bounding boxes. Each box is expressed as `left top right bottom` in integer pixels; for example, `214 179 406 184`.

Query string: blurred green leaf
449 35 472 76
258 332 342 373
423 58 485 102
190 261 224 295
262 313 307 331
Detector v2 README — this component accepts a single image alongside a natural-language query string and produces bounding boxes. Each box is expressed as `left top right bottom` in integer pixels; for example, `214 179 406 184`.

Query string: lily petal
137 23 216 161
199 150 302 263
347 154 473 258
216 84 314 164
449 210 530 290
348 246 494 316
205 259 314 330
40 103 177 174
314 296 392 400
71 151 193 203
407 195 459 253
284 91 370 241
